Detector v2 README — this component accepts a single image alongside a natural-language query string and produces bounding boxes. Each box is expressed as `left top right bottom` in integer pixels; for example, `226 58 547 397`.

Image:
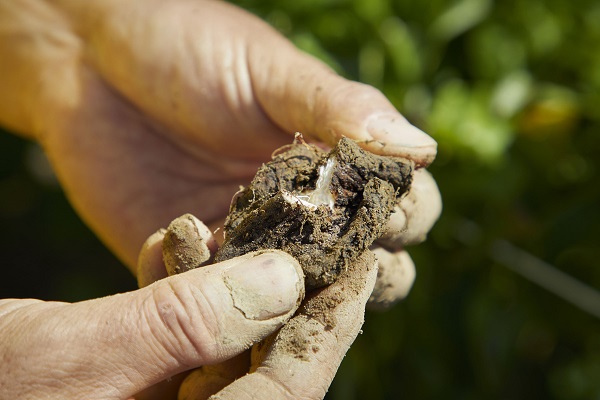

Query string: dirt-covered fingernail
366 114 437 152
224 252 304 321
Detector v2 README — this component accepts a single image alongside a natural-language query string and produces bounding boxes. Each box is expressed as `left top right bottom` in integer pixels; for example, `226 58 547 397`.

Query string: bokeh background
1 0 599 398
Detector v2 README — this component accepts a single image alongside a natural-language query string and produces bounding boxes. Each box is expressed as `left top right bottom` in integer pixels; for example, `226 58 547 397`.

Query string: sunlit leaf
379 17 422 83
491 70 533 118
429 0 492 42
428 80 514 164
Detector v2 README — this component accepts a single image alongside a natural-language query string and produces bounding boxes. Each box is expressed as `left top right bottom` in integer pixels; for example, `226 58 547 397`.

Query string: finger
378 169 442 250
162 213 219 276
137 229 168 288
247 39 437 166
178 353 250 400
138 214 219 288
211 251 378 400
161 215 249 400
258 71 437 166
4 251 304 399
367 246 416 311
136 214 222 399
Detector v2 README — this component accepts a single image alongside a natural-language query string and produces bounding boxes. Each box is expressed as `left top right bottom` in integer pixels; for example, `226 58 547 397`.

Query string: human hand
0 250 304 399
0 0 440 281
0 1 441 397
134 215 380 399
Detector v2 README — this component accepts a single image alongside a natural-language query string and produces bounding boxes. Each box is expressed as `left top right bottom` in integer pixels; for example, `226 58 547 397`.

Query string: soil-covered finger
249 38 438 166
210 251 378 400
378 169 442 250
367 246 416 311
163 214 218 275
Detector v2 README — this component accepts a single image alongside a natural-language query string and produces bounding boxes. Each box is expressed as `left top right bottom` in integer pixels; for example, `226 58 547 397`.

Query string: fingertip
379 169 442 249
367 247 416 311
312 81 437 166
364 113 437 167
137 229 168 288
163 214 218 275
253 47 437 167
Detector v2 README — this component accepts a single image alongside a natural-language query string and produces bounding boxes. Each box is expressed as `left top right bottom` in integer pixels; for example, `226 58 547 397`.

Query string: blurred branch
491 239 600 320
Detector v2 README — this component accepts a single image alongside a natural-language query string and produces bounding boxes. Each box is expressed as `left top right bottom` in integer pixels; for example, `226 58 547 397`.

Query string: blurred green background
1 0 599 398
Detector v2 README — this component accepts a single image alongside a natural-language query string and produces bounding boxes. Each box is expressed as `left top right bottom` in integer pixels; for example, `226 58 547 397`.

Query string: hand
0 251 304 399
135 215 380 399
0 0 440 276
0 1 441 397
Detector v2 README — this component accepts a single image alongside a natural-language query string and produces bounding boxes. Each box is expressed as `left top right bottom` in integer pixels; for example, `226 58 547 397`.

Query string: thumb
1 251 303 399
248 33 437 166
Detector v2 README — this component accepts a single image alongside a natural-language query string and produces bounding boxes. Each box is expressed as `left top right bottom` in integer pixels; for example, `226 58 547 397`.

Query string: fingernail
224 252 304 321
366 114 437 149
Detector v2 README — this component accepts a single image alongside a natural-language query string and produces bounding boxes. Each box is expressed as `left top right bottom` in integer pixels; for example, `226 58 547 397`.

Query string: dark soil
214 136 413 289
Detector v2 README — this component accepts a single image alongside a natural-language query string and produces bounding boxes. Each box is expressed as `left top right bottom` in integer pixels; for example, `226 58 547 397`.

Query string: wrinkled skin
0 0 442 399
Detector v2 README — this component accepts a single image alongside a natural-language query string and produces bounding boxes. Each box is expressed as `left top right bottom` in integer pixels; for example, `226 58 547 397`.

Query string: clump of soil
214 136 413 289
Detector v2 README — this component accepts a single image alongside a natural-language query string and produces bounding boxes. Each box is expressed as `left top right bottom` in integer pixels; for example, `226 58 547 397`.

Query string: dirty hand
0 251 304 399
135 216 380 400
1 0 441 398
0 0 441 284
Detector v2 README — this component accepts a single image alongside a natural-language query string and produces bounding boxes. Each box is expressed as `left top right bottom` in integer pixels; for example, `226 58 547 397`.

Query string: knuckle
144 279 222 366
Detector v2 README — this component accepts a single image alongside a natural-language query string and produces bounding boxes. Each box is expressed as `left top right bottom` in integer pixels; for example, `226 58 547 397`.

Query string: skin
138 220 380 400
0 0 442 399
